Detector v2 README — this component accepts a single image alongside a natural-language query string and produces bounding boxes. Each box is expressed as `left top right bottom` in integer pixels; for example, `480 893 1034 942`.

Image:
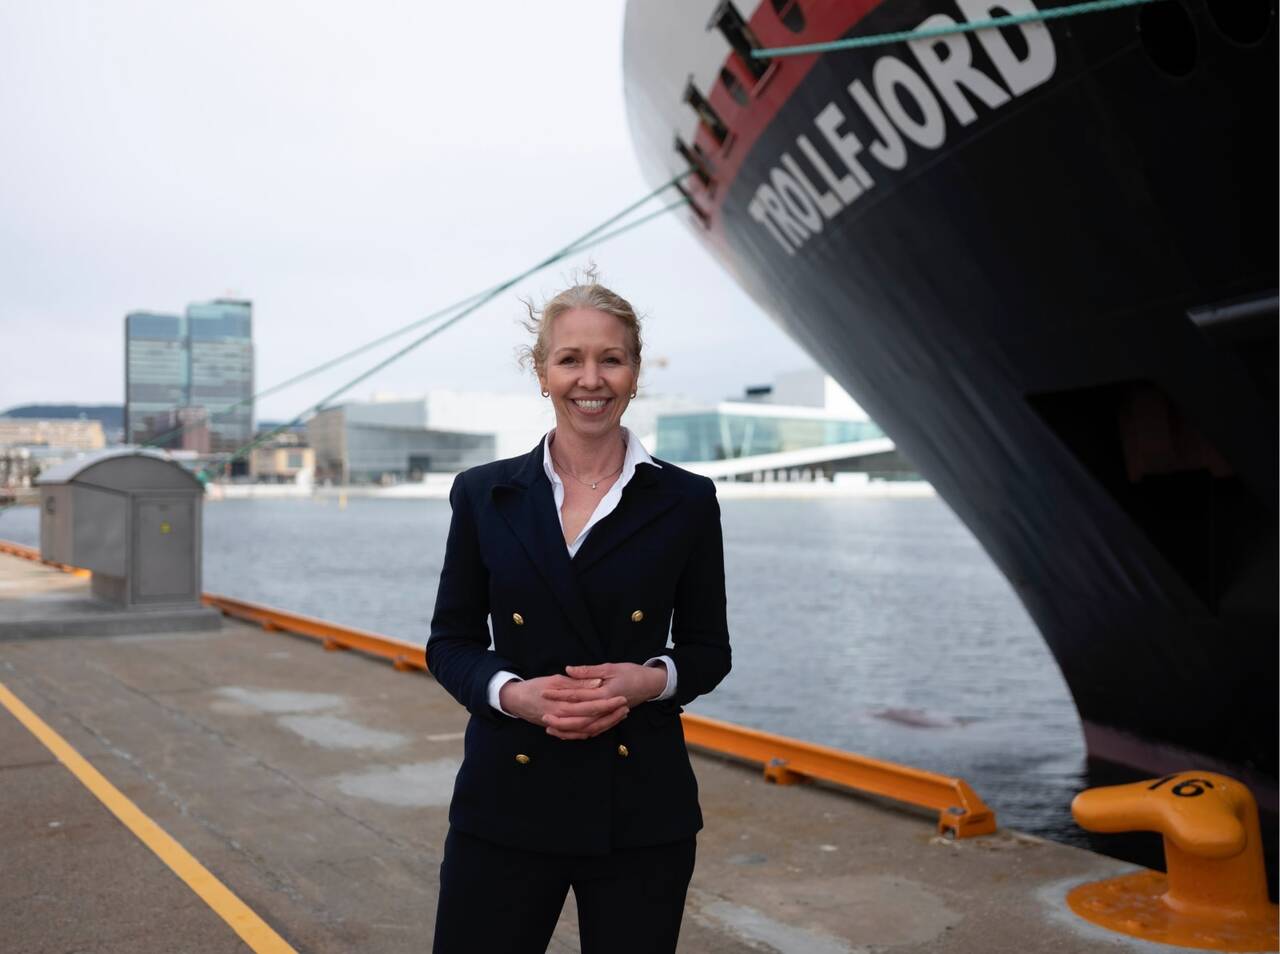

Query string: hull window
1138 0 1199 77
1206 0 1274 45
720 66 751 106
770 0 806 33
675 137 714 187
683 80 728 145
709 2 769 80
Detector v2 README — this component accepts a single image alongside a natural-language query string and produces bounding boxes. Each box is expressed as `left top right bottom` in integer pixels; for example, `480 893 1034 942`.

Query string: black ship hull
624 0 1277 806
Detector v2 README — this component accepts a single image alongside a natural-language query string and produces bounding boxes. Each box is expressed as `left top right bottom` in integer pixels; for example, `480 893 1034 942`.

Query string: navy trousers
432 827 696 954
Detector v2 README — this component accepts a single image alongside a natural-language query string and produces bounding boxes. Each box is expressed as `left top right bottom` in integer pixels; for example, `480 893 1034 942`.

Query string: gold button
617 744 629 758
515 754 530 765
630 610 644 623
512 612 524 626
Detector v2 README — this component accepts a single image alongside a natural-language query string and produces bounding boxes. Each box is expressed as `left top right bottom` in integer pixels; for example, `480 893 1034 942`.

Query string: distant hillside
1 404 124 430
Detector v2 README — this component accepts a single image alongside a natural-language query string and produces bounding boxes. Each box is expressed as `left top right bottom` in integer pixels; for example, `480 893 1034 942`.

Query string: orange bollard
1068 771 1278 951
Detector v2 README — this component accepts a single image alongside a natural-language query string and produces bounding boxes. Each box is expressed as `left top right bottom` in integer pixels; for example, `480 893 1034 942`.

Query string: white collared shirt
486 427 677 715
544 425 660 557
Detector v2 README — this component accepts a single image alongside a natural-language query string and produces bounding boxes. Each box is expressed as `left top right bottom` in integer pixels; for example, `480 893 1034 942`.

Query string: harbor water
0 493 1087 846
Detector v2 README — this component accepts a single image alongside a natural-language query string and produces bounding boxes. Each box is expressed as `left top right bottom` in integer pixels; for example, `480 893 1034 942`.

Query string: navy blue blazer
426 436 732 855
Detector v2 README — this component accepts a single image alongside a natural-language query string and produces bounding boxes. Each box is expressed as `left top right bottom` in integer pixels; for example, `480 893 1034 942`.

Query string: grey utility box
37 449 206 609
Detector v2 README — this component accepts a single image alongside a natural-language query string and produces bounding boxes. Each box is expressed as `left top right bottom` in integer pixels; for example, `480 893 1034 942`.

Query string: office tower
124 312 188 447
124 300 254 453
186 299 253 452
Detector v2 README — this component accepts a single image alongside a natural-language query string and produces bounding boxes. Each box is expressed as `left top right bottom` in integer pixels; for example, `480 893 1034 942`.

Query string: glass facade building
655 405 885 462
187 300 254 452
125 300 254 454
124 312 189 446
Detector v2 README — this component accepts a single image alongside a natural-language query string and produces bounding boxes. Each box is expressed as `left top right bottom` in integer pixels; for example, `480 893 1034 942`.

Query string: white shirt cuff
487 670 522 717
644 655 677 701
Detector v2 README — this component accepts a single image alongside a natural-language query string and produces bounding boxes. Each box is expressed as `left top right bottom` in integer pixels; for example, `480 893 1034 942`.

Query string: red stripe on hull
690 0 889 249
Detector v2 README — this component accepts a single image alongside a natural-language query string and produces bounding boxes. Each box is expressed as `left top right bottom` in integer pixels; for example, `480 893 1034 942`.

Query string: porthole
1137 1 1198 78
770 0 805 34
1206 0 1273 45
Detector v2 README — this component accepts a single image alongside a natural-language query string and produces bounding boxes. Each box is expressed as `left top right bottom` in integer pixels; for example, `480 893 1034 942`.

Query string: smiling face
538 307 638 443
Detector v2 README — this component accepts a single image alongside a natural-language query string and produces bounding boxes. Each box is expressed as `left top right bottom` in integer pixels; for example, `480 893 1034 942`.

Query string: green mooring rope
751 0 1161 59
195 183 690 482
152 198 688 455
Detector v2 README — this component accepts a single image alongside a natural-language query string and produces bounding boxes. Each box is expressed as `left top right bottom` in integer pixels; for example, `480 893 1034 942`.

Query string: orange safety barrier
681 711 996 838
1069 772 1279 951
1 537 997 838
0 539 424 671
201 592 427 673
0 539 90 578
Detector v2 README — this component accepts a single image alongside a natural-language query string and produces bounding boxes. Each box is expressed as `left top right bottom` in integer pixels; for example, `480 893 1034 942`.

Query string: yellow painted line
0 680 297 954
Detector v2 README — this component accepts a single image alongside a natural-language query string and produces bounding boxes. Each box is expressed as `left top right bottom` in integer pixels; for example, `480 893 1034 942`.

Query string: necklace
551 441 625 491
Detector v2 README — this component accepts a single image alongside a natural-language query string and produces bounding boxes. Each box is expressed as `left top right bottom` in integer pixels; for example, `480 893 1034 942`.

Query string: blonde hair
518 267 643 377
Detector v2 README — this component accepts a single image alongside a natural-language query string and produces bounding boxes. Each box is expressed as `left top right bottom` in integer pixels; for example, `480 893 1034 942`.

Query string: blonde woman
426 276 731 953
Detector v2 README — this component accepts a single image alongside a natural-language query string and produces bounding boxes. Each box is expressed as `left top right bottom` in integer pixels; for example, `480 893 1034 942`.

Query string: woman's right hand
499 675 630 740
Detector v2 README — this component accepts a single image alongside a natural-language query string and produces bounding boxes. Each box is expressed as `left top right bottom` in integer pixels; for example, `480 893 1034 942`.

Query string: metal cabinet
37 449 206 609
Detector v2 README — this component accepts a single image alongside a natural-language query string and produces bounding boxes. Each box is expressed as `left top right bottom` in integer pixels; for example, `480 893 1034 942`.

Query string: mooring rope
196 184 690 481
750 0 1161 59
141 194 689 457
0 181 691 510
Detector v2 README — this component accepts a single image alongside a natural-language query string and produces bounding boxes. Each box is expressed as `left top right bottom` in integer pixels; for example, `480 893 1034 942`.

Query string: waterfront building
304 390 720 484
655 368 914 480
655 401 886 464
0 405 123 444
124 299 254 457
0 416 109 490
0 416 105 495
307 398 499 484
305 382 894 485
655 369 881 461
249 431 315 484
0 418 106 453
249 445 315 483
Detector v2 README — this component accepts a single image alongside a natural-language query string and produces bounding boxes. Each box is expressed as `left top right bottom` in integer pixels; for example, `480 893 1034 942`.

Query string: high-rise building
124 300 254 454
186 299 253 452
124 311 188 446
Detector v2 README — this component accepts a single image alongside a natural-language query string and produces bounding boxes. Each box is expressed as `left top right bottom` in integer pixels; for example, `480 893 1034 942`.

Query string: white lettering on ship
747 0 1056 256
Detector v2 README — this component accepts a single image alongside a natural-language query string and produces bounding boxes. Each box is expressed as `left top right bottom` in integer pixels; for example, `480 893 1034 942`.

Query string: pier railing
0 538 997 838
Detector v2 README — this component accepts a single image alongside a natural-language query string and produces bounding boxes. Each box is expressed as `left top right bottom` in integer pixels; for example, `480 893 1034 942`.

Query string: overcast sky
0 0 815 421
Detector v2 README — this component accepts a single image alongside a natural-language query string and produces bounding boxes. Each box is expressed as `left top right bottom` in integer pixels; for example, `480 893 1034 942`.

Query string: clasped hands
498 663 667 740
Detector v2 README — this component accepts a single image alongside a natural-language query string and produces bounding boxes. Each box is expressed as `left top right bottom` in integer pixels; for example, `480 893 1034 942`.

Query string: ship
621 0 1278 824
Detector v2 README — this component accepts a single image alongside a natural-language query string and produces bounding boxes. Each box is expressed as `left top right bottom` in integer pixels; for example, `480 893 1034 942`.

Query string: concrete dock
0 552 1179 953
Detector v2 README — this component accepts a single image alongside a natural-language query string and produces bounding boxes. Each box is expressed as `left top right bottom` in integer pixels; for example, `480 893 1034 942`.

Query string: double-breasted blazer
426 436 732 856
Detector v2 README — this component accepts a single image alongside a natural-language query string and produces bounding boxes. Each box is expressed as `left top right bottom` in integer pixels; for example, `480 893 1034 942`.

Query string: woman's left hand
555 663 667 710
537 663 665 740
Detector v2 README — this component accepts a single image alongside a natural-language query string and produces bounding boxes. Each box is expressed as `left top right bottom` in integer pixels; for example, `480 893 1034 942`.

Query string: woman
426 276 732 954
